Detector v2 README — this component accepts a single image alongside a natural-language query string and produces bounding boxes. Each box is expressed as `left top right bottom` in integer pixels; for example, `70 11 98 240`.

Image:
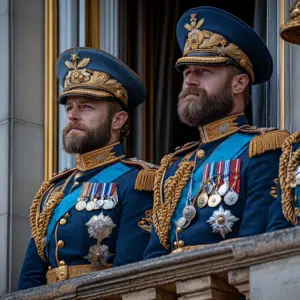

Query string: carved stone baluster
121 287 177 300
228 268 249 300
176 275 241 300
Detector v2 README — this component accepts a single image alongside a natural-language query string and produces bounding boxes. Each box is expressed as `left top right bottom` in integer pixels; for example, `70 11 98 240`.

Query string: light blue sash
45 162 133 251
169 132 257 244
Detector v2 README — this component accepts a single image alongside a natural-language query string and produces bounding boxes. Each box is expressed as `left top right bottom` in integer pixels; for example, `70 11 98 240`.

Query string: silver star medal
84 244 113 268
84 212 116 266
207 205 239 238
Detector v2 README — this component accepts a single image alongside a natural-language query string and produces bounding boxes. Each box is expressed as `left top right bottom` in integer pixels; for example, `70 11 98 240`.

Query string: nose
185 71 199 87
67 106 81 122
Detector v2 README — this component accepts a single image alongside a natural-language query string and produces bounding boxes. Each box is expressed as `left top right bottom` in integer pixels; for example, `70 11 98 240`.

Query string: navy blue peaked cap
176 6 273 85
57 47 147 108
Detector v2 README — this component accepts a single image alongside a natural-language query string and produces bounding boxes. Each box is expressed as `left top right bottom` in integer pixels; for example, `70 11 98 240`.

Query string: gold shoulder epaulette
121 158 158 192
49 168 77 184
239 127 289 158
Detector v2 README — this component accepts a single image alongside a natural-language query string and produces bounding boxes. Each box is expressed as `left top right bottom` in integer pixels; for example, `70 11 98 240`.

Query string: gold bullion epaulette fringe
239 126 289 158
121 158 159 192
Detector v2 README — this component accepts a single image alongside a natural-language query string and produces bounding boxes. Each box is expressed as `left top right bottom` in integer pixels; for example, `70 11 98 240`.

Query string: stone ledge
2 226 299 300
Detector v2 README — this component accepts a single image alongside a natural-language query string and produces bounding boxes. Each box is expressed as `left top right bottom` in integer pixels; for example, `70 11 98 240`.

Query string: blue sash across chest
169 132 257 244
45 162 133 250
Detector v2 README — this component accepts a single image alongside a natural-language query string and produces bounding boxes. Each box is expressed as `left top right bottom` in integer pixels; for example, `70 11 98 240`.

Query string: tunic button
197 149 205 159
57 240 65 248
60 218 67 225
178 240 185 248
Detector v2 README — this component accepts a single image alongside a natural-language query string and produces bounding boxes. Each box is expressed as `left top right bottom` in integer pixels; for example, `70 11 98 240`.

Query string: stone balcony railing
2 226 300 300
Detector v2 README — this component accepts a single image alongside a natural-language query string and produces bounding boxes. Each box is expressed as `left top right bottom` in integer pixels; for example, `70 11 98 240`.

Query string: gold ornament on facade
280 0 300 45
63 53 128 105
178 14 254 83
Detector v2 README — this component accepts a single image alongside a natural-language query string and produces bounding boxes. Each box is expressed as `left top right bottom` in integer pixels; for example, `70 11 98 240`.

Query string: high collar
75 142 125 172
199 113 248 143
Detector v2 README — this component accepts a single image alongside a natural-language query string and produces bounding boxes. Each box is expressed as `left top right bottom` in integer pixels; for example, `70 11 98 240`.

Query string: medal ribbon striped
202 164 210 184
230 159 241 193
90 183 99 199
216 161 224 187
100 183 107 199
223 160 231 184
209 162 215 183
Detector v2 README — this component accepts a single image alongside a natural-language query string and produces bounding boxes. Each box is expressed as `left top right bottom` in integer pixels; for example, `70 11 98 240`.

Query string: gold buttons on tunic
60 218 67 225
177 227 183 234
178 240 185 248
197 149 205 159
57 240 65 248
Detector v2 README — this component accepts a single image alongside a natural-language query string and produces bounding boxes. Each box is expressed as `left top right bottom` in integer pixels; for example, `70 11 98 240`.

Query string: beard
63 118 112 154
177 79 234 128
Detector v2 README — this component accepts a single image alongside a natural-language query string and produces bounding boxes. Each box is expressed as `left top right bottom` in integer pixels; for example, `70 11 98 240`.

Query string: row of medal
75 182 118 211
177 159 241 229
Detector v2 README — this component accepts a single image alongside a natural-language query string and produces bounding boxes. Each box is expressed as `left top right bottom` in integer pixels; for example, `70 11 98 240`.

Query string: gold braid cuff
153 154 195 250
279 131 300 225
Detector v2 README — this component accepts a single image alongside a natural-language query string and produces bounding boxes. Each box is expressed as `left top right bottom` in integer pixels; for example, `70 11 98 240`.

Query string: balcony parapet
2 226 300 300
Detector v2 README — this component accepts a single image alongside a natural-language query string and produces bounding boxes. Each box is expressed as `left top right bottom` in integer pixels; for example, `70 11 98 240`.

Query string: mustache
64 123 87 134
179 86 203 99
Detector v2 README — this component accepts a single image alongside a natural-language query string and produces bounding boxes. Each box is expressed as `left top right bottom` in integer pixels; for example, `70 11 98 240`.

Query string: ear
111 111 128 130
232 73 249 95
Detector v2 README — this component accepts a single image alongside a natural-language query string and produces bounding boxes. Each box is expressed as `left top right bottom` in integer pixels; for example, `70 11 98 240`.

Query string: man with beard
18 48 156 290
144 6 290 259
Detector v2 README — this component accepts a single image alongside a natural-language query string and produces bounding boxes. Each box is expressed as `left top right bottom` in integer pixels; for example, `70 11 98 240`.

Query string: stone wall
2 227 300 300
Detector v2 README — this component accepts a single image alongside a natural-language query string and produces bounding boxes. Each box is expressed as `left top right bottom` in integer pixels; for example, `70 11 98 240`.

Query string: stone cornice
4 226 300 299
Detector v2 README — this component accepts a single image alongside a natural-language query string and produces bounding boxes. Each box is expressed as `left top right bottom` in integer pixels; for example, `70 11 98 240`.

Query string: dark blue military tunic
144 115 290 259
19 143 154 290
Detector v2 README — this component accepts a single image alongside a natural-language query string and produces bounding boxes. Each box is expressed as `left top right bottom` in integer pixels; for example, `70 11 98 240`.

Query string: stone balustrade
2 226 300 300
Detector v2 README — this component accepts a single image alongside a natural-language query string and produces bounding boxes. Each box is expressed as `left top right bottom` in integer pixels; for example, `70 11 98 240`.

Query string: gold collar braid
75 143 125 172
199 113 243 143
152 154 195 250
279 131 300 225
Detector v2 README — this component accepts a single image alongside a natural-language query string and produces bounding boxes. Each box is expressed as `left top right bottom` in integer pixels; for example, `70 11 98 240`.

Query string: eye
65 105 72 112
200 68 211 74
183 69 191 78
82 104 93 110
